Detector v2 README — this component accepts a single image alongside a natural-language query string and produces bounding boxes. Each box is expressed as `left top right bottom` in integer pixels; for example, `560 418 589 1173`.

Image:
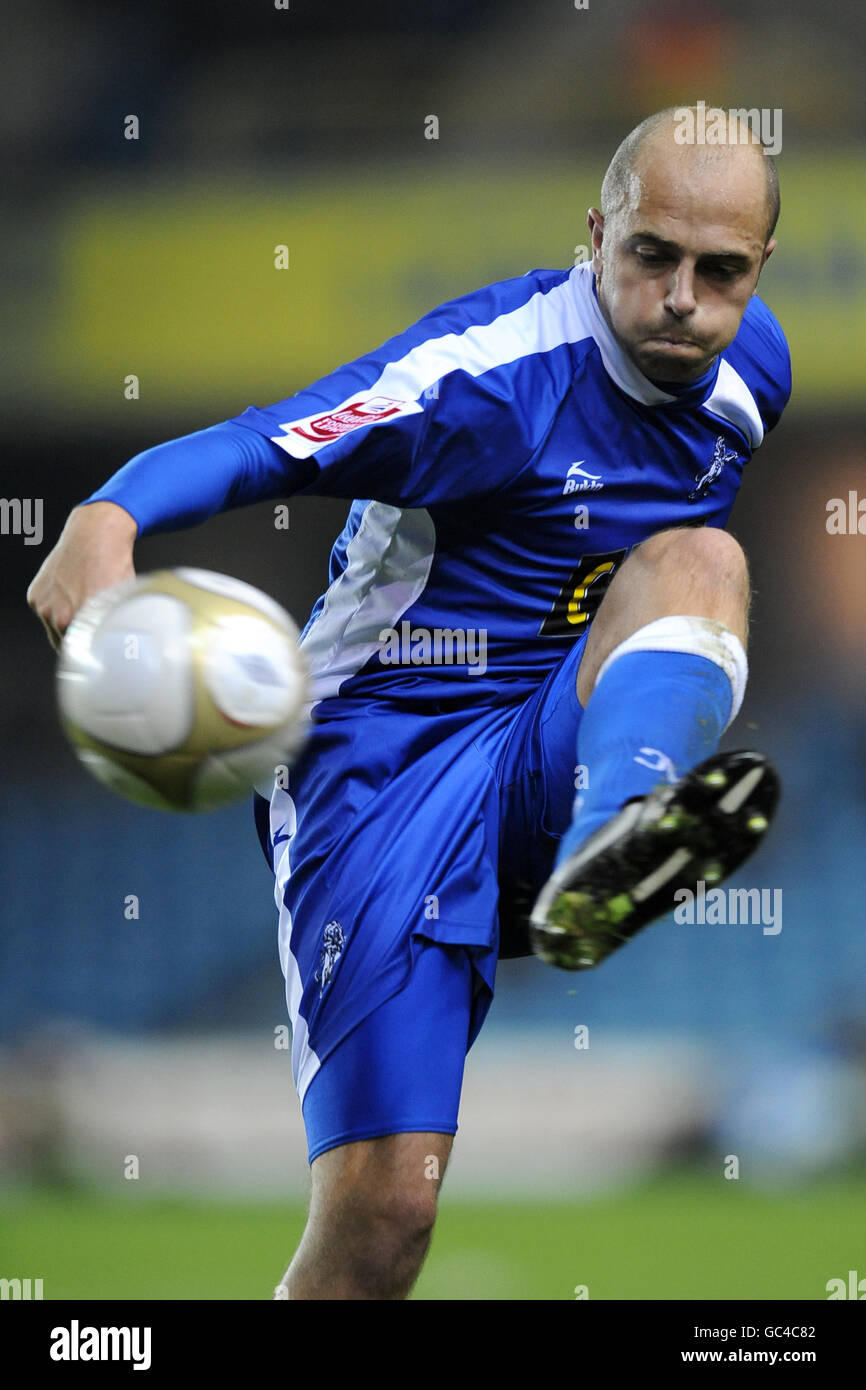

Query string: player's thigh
501 636 588 837
308 1130 454 1234
495 637 588 953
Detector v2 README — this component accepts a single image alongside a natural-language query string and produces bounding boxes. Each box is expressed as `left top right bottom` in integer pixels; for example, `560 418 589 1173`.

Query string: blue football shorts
254 633 588 1164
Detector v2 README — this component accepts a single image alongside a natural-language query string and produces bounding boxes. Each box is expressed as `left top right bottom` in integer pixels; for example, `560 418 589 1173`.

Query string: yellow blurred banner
50 159 866 419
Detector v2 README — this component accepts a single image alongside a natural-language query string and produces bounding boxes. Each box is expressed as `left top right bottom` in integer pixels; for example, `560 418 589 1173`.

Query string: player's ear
758 236 777 275
587 208 604 272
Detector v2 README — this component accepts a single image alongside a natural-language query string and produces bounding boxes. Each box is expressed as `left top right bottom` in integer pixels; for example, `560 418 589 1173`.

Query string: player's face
590 145 775 383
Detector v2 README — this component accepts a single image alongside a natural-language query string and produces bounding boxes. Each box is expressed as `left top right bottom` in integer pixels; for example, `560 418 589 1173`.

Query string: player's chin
636 338 714 383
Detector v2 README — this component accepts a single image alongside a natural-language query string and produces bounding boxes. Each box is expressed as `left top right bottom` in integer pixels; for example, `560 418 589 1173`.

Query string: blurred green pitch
1 1170 863 1300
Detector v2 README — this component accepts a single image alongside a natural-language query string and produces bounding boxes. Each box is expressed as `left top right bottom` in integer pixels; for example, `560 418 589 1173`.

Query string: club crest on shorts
689 436 738 501
314 920 346 994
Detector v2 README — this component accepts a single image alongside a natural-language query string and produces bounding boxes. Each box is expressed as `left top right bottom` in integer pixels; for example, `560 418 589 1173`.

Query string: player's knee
636 525 749 601
334 1185 437 1293
358 1183 437 1246
383 1187 438 1250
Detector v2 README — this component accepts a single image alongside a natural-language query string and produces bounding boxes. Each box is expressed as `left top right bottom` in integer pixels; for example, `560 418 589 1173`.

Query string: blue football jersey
228 260 791 710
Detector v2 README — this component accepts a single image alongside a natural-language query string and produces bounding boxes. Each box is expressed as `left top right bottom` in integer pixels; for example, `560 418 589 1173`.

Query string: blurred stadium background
1 0 865 1300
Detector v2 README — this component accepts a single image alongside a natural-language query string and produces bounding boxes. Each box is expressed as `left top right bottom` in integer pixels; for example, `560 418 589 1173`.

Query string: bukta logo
562 461 603 495
634 747 677 784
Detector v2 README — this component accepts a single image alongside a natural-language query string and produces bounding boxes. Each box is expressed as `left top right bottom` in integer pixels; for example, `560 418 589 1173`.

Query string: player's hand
26 501 139 651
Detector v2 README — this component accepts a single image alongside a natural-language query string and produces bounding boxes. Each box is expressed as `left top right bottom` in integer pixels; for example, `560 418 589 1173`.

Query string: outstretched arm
26 420 289 649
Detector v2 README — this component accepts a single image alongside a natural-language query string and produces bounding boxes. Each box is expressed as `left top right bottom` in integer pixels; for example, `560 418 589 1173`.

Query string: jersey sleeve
82 269 561 534
82 420 292 536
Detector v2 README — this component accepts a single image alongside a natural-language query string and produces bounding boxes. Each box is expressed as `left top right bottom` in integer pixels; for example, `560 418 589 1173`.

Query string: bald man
28 107 790 1299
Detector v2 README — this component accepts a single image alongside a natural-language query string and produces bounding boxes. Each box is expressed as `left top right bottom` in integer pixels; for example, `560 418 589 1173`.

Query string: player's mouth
645 336 701 350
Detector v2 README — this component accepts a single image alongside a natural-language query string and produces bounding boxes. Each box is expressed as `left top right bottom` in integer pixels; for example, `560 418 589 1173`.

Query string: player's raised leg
531 524 779 969
274 1131 452 1300
570 524 751 848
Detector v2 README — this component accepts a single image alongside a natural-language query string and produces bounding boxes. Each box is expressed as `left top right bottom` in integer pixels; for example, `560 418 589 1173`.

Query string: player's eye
634 248 673 268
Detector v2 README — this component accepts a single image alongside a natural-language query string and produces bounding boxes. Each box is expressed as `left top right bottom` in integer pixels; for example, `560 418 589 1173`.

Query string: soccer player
28 107 790 1300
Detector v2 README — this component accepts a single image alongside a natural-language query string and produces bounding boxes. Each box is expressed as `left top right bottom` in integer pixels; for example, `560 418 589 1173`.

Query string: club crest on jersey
314 920 345 994
689 436 738 501
562 461 604 495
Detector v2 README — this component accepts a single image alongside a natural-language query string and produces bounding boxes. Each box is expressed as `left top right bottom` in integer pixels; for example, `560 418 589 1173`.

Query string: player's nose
664 263 698 317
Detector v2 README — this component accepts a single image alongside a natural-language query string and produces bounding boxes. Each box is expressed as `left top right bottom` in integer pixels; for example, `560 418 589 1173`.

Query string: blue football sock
555 648 735 868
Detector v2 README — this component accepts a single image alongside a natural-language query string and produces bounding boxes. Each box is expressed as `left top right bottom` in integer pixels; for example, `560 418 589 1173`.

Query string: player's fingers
30 595 67 650
40 615 63 652
27 575 72 648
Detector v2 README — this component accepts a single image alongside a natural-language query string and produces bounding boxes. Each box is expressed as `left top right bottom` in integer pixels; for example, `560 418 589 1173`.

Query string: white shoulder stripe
270 266 600 459
701 359 764 449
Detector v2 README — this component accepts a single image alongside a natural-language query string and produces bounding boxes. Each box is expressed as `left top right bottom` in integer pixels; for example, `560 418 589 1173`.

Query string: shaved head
601 106 780 246
587 106 780 383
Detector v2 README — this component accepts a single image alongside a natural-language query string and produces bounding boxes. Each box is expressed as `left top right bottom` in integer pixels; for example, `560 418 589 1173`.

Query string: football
56 568 310 811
